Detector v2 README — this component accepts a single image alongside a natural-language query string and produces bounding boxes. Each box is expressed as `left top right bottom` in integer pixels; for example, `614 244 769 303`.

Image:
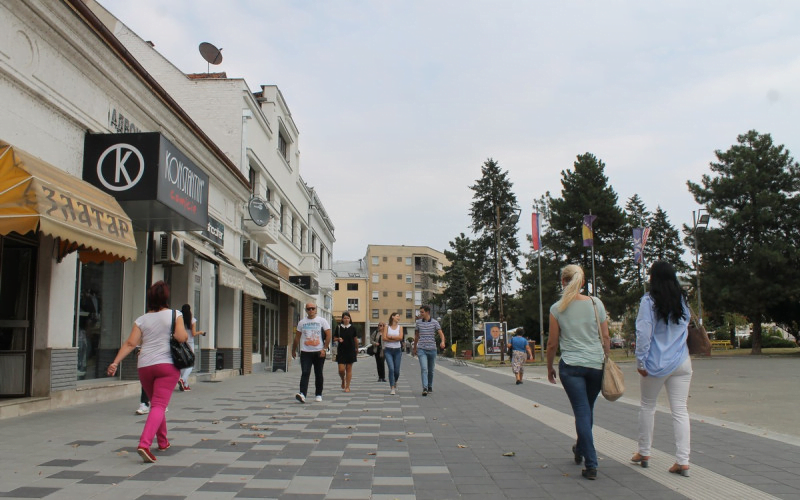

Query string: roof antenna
199 42 223 74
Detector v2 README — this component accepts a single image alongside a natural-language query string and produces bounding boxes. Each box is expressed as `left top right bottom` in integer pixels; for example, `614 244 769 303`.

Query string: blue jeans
417 348 437 390
559 359 603 469
384 347 402 386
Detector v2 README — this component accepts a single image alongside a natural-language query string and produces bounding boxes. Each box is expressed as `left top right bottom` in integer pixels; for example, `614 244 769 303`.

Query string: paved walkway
1 354 798 499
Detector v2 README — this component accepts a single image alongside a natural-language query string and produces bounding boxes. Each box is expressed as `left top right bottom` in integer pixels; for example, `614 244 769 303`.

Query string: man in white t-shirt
292 303 331 403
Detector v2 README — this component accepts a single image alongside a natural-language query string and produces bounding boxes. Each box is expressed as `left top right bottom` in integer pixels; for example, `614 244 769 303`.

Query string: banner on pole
531 213 542 251
632 227 651 263
582 215 597 247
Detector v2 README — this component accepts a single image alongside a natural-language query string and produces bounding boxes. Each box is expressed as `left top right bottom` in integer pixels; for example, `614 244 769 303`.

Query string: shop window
74 259 124 381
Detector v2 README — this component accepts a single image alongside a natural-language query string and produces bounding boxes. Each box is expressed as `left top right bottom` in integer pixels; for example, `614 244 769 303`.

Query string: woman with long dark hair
383 312 404 396
335 311 358 392
630 261 693 476
546 264 610 480
107 281 188 463
178 304 204 392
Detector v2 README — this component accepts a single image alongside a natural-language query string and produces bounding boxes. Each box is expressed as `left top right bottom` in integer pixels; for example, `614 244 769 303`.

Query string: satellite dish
199 42 223 72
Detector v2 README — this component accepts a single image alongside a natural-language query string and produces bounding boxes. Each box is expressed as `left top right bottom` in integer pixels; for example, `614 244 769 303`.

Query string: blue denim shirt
635 294 689 377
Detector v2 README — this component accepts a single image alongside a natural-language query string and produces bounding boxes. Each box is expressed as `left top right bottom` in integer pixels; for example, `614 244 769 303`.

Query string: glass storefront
73 259 124 381
0 235 36 397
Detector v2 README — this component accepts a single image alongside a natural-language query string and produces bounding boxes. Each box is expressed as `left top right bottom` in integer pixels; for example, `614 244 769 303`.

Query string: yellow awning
0 143 137 262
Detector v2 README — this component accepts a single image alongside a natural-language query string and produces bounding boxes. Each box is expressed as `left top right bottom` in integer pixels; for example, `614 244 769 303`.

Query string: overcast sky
99 0 800 264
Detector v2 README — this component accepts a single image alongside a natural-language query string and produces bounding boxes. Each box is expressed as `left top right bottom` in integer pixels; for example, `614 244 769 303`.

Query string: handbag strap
590 297 609 357
170 309 176 339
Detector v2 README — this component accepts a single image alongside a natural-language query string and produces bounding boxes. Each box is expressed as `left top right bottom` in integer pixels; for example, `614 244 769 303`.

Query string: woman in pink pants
107 281 188 463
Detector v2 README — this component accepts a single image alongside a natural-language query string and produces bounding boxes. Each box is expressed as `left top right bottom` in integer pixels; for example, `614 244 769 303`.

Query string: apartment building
332 260 369 342
364 245 448 338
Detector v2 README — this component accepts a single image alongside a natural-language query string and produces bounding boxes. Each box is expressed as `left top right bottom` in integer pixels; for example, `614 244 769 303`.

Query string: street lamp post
470 295 478 359
447 308 452 356
692 209 710 325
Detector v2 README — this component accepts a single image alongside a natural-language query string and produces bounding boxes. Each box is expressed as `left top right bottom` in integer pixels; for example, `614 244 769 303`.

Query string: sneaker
182 384 191 392
178 379 186 391
315 395 323 402
427 387 433 394
135 403 150 415
582 468 597 480
422 389 428 396
390 387 396 395
137 447 157 463
295 393 306 403
516 380 522 385
157 441 171 451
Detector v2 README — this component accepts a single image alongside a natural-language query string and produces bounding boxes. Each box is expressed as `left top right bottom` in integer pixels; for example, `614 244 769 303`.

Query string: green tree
469 158 521 321
687 130 800 354
648 207 690 275
546 153 628 315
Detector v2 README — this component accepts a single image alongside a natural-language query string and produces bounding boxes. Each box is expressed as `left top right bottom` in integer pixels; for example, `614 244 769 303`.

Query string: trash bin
215 352 224 370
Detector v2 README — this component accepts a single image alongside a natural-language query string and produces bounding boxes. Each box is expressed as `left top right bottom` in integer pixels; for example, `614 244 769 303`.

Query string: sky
99 0 800 265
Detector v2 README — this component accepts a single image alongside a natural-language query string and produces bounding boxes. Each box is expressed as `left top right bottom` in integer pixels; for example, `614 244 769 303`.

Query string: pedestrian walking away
508 327 533 385
292 302 331 403
382 313 404 395
178 303 204 392
106 280 188 463
547 265 610 480
335 311 358 392
370 322 386 382
632 261 693 477
413 305 445 396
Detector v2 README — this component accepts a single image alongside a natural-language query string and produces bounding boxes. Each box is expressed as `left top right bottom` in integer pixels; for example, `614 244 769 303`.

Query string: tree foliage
687 130 800 354
545 153 628 315
469 158 521 321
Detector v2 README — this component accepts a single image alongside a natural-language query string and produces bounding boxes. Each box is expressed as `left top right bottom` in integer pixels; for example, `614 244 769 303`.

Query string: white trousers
638 356 693 465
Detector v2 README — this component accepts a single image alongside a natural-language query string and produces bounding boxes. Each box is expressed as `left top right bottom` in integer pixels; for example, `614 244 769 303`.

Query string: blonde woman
382 312 404 395
546 265 610 480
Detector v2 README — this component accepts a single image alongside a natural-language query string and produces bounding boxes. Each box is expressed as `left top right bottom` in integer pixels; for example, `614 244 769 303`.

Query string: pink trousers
138 363 180 449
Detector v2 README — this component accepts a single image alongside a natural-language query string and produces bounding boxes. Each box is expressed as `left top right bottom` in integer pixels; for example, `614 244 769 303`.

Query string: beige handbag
591 298 624 401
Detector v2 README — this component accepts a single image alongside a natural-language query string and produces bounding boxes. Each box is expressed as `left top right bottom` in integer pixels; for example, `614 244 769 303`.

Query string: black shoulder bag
170 309 195 369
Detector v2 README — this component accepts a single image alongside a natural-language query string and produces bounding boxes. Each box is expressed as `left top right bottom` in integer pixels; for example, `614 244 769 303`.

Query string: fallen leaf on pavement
503 452 515 457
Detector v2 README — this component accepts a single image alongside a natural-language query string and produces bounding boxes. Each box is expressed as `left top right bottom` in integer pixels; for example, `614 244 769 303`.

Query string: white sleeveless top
384 324 402 348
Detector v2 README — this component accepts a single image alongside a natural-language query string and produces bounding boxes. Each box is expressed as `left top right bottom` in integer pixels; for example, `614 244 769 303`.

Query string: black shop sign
83 132 209 231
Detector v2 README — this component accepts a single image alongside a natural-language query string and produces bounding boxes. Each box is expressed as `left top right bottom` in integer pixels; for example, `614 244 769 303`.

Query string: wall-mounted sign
202 215 224 247
83 132 209 231
257 249 279 273
247 196 271 226
289 275 320 295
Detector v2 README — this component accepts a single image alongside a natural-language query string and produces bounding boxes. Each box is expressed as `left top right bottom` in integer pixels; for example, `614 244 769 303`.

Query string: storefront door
252 289 279 369
0 235 36 397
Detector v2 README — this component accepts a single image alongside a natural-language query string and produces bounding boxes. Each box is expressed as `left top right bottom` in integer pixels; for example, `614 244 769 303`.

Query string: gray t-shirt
550 297 606 370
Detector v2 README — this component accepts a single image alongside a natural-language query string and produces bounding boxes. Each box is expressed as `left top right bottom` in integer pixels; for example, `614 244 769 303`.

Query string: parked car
610 337 626 349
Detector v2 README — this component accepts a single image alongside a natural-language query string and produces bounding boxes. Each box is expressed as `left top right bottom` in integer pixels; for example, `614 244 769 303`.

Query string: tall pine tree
469 159 521 321
687 130 800 354
547 153 628 315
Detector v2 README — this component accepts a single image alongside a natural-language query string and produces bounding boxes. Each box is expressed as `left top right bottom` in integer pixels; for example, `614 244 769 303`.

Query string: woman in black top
335 311 359 392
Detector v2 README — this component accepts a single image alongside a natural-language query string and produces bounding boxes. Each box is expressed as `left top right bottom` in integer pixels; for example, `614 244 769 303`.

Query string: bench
711 340 733 350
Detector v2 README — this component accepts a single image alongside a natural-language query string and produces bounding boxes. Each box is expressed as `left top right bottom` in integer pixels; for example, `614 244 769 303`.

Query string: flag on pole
531 213 542 251
582 215 597 247
632 227 651 263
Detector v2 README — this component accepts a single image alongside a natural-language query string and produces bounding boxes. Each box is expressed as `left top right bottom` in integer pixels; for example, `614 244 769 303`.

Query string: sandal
631 453 649 468
669 463 690 477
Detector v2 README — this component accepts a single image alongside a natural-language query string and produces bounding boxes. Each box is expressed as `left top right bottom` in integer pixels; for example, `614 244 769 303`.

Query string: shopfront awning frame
0 143 137 262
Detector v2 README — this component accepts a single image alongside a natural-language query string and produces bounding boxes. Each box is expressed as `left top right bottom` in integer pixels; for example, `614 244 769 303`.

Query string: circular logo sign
96 143 145 192
248 196 271 226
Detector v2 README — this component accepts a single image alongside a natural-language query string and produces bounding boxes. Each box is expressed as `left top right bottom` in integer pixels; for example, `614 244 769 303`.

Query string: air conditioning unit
155 232 184 265
243 239 259 262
